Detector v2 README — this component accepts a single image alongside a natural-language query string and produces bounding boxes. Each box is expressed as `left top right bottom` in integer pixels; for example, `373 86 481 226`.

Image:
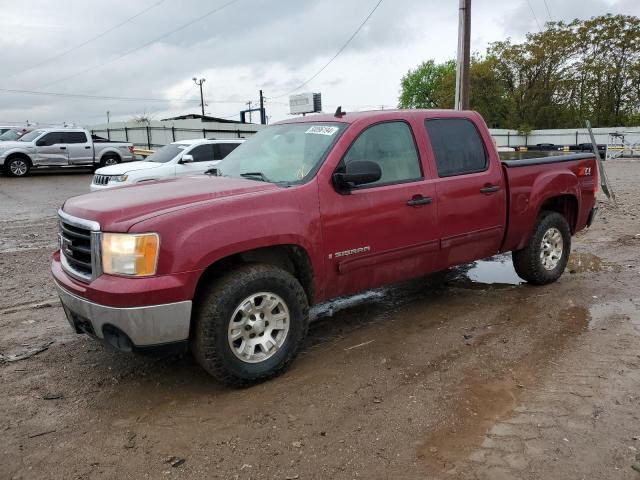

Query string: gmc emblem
59 234 73 257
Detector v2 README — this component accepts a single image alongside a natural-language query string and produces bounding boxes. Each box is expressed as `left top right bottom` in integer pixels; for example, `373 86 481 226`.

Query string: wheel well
102 152 120 161
539 195 578 232
193 245 315 306
6 153 32 166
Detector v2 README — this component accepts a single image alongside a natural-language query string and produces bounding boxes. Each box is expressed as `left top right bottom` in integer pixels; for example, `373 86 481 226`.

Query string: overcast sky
1 0 638 127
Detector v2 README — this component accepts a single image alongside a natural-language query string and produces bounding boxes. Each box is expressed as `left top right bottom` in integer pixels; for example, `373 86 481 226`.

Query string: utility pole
246 100 253 123
454 0 471 110
192 77 206 116
259 90 266 125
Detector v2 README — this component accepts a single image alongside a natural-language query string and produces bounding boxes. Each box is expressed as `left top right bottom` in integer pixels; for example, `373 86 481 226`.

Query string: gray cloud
0 0 638 125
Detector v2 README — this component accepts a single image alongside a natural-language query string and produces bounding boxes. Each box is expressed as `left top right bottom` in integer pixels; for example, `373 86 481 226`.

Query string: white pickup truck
0 128 134 177
90 138 243 191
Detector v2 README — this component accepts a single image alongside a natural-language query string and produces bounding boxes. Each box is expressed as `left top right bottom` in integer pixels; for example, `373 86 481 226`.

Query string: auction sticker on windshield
305 126 339 136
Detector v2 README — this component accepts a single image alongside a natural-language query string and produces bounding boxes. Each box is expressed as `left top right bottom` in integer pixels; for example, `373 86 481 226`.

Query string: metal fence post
172 126 176 142
146 126 151 149
124 127 129 142
507 131 510 147
202 128 206 139
106 128 111 140
575 130 579 145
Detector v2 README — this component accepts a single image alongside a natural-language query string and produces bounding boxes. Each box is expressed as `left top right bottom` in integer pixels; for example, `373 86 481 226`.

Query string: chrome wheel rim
104 157 118 166
227 292 290 363
9 159 27 176
540 227 563 270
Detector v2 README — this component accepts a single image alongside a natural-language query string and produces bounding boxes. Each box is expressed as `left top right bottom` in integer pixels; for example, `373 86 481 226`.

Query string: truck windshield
19 129 46 142
215 122 347 183
146 144 189 163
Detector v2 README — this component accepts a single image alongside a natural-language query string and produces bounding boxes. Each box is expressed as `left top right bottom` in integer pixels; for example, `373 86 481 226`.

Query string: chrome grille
58 210 101 282
92 174 111 185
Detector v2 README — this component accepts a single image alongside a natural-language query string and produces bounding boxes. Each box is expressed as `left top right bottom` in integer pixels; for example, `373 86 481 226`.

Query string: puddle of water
588 299 639 329
464 255 524 286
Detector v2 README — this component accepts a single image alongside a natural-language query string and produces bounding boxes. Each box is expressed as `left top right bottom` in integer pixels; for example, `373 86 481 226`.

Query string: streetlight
192 77 206 117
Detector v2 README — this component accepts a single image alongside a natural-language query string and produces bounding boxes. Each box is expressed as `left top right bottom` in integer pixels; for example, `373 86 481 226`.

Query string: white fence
87 120 263 149
489 126 640 148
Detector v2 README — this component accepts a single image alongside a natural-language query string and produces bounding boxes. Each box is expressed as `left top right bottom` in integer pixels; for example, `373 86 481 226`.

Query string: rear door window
61 132 88 143
213 143 241 160
424 118 487 177
189 144 214 162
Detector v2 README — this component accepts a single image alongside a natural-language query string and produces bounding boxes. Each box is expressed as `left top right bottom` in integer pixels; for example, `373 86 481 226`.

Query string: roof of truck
170 138 244 145
275 108 481 126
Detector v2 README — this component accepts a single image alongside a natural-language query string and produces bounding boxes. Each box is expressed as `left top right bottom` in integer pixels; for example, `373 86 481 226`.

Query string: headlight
101 233 159 276
111 175 128 183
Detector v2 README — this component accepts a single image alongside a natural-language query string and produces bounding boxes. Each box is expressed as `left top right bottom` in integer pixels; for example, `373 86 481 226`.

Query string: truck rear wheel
512 211 571 285
192 263 309 386
100 155 119 167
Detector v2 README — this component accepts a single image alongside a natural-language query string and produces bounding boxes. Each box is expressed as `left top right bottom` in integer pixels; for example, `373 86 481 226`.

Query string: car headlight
111 175 128 183
101 233 159 276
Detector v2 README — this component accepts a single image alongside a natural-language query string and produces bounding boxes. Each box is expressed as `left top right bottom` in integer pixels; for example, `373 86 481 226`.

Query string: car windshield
146 143 189 163
19 129 45 142
215 122 347 184
0 130 19 141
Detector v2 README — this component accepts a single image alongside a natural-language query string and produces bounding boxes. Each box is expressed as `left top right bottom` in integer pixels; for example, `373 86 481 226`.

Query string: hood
63 175 278 231
0 141 29 148
95 160 162 175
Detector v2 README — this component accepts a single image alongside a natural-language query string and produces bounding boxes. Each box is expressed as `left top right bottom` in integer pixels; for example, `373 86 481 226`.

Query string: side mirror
180 154 194 164
36 139 47 147
333 160 381 192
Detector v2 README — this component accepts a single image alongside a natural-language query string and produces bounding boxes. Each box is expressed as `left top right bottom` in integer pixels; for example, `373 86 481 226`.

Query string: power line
526 0 542 31
268 0 384 99
0 87 248 104
6 0 165 79
542 0 553 21
34 0 242 90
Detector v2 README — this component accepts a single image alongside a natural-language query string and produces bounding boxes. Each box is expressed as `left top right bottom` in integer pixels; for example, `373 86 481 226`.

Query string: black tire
192 263 309 387
99 155 120 168
512 211 571 285
4 156 31 177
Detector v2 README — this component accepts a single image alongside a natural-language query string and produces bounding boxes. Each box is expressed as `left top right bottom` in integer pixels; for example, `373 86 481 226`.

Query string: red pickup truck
52 109 598 385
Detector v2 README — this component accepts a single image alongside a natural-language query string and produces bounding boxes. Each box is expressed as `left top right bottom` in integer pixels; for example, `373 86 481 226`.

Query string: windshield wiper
240 172 270 182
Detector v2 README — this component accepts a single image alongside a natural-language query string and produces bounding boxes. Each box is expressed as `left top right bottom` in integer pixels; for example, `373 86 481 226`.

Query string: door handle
59 146 67 150
480 184 500 194
84 146 91 149
406 195 433 207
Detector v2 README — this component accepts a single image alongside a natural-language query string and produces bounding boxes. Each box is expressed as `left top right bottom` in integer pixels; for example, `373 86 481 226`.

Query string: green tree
398 60 455 109
398 14 640 129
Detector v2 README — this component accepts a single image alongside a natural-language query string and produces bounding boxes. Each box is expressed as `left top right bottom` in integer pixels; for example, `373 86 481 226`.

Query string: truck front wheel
192 264 309 386
512 211 571 285
5 156 31 177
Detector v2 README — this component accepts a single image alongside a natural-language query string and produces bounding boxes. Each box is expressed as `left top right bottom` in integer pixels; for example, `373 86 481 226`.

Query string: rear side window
424 118 487 177
189 144 214 162
61 132 88 143
213 143 240 160
341 121 422 187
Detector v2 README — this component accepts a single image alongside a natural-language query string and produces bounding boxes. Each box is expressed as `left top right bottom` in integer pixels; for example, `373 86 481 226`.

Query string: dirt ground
1 164 639 480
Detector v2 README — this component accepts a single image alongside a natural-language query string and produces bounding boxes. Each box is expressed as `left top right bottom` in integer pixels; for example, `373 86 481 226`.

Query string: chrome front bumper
55 282 192 348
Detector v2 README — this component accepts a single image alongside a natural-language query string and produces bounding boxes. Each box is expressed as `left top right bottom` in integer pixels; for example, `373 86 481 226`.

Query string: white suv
90 138 243 191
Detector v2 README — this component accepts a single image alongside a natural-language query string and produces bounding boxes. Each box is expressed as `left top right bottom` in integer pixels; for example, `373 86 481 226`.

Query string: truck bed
500 152 598 253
